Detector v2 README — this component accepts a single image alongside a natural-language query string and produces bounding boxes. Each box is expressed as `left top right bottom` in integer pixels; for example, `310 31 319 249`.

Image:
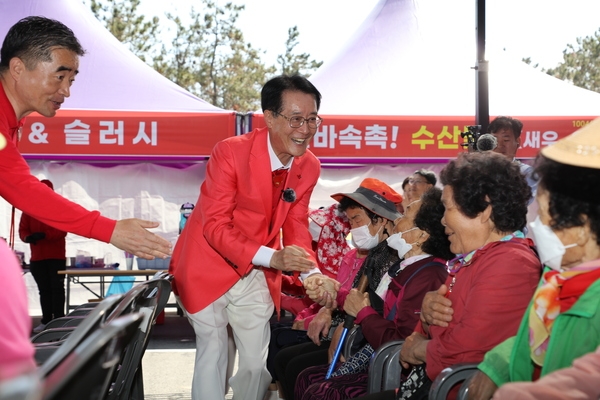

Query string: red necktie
272 169 287 188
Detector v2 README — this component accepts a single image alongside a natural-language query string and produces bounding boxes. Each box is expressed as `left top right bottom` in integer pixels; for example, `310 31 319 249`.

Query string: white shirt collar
399 254 431 271
267 132 293 172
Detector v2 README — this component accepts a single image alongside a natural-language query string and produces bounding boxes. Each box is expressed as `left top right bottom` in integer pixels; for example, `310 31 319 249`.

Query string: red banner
252 115 596 161
20 110 237 161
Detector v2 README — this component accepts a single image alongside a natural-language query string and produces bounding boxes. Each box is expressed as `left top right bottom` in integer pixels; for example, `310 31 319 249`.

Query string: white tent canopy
310 0 600 116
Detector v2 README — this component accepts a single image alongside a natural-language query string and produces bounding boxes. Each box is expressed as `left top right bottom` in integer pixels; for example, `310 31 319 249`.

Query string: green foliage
88 0 323 111
277 26 323 76
153 1 275 111
521 57 538 69
545 28 600 93
89 0 161 62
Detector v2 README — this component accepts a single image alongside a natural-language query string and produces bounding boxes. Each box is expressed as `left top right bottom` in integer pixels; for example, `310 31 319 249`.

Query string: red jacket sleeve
1 137 115 242
424 242 541 380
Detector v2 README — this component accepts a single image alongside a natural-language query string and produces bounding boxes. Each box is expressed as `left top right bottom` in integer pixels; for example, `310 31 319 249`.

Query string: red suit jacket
169 127 320 314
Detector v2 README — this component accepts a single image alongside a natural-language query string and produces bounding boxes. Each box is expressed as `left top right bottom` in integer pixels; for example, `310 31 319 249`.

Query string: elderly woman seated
295 187 453 400
356 151 543 400
466 119 600 399
274 178 402 400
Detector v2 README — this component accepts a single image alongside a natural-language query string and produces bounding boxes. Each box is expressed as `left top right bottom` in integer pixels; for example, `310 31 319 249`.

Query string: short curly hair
536 155 600 245
440 152 531 232
414 187 454 260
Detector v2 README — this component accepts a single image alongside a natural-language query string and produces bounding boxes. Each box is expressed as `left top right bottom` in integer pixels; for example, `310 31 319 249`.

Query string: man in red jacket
0 16 171 260
19 179 68 333
170 75 338 400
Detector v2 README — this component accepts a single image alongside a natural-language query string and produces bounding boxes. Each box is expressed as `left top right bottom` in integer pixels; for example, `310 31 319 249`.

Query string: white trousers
184 268 274 400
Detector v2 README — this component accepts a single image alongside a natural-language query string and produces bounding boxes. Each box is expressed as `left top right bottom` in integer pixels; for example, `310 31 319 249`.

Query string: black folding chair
428 363 479 400
105 274 172 400
40 313 144 400
33 294 124 365
367 340 404 394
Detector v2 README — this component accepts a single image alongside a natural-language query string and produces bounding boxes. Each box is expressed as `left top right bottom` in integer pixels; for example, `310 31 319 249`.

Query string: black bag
396 365 432 400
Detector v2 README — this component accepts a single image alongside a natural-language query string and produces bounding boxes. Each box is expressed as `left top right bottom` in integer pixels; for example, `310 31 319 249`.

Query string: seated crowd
269 117 600 400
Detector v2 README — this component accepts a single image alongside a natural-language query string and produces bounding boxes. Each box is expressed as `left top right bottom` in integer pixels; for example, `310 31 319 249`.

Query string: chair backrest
36 294 125 375
367 340 404 394
456 371 476 400
105 276 172 400
34 294 125 339
381 345 403 391
343 325 361 359
428 363 479 400
64 308 94 317
0 373 42 400
41 313 143 400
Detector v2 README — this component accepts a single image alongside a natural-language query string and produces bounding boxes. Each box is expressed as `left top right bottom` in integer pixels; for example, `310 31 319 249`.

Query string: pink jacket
0 241 35 380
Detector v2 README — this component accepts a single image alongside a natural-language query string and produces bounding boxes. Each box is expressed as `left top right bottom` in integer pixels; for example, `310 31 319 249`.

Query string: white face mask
351 223 382 250
386 227 418 258
528 216 577 271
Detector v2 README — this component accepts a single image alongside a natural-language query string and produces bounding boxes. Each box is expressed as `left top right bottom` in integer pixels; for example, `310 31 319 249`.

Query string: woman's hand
399 332 429 369
420 284 454 333
343 289 370 317
307 308 332 345
466 371 497 400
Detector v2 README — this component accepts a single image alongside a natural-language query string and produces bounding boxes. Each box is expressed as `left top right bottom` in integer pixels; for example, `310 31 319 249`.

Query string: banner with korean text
20 110 237 161
252 114 595 162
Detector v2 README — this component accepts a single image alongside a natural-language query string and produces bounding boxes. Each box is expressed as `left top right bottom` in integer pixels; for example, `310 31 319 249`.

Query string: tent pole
475 0 489 134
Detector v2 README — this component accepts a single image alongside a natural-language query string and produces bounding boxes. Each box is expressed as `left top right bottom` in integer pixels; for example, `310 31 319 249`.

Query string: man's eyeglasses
274 112 323 129
408 179 428 185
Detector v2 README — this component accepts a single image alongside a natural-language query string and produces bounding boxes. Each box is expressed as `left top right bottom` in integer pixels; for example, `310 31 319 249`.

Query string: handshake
24 232 46 245
303 274 341 309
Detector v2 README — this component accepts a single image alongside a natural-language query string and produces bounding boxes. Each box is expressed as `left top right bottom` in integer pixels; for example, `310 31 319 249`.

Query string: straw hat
331 178 402 221
542 118 600 169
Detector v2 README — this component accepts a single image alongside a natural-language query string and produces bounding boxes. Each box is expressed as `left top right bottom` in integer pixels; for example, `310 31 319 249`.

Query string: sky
135 0 600 70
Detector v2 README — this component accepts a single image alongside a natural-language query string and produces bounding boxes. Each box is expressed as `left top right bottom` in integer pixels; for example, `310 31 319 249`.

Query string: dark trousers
274 340 329 400
30 259 66 324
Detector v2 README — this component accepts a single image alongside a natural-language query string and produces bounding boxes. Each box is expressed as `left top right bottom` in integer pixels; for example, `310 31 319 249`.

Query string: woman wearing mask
296 187 453 400
467 118 600 399
274 178 401 400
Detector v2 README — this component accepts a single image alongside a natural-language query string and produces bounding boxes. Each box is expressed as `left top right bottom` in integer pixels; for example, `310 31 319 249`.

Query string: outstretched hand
110 219 172 260
270 245 315 272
